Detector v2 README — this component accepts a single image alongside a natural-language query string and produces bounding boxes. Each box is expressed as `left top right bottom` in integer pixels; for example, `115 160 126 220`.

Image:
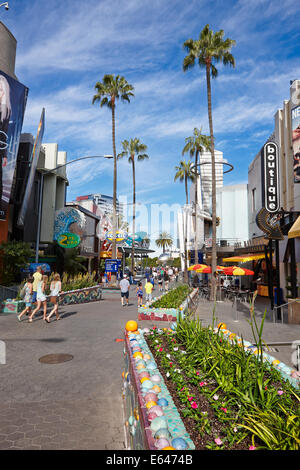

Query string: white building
216 183 249 244
76 193 123 218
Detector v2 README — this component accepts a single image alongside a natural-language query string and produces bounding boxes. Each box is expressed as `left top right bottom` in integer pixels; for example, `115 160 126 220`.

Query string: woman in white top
29 275 48 322
46 273 62 322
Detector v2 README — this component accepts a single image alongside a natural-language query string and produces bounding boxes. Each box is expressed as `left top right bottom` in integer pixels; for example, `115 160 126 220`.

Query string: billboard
17 108 45 226
263 141 280 213
0 70 28 220
292 105 300 183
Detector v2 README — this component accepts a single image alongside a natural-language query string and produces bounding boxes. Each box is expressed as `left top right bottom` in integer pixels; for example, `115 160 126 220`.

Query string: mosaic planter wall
214 325 300 389
138 288 198 322
1 300 25 315
58 285 102 306
122 325 195 450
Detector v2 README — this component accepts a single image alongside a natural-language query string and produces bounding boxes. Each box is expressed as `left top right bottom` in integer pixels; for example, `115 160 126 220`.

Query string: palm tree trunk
131 156 136 273
206 60 217 301
184 174 188 283
111 99 117 284
194 150 199 265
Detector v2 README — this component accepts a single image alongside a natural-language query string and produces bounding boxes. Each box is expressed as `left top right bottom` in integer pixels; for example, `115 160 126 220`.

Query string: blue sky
2 0 300 247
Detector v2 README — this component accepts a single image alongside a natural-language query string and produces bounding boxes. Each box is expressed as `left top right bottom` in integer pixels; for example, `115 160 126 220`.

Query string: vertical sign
17 108 45 226
263 142 280 213
0 70 28 220
291 105 300 183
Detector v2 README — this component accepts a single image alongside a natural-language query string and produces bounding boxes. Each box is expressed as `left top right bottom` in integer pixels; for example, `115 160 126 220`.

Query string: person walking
145 279 154 304
17 277 33 321
157 272 163 291
120 274 130 307
46 274 62 322
29 275 48 322
136 282 143 307
164 271 169 292
32 266 43 305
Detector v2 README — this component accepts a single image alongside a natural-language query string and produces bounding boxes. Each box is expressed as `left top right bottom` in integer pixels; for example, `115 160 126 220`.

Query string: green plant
151 285 191 308
0 241 33 285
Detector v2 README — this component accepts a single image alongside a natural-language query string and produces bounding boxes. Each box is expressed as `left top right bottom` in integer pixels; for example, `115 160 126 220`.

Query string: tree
53 242 87 276
92 74 134 283
118 138 149 272
174 159 195 282
183 24 236 300
0 241 33 285
182 127 211 265
155 232 173 254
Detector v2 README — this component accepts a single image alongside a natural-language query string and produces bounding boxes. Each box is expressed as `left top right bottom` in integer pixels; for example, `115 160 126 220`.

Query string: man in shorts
120 274 130 307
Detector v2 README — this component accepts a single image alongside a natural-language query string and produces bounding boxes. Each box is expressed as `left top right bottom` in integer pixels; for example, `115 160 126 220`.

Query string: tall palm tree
183 25 236 300
182 128 211 265
174 160 195 281
118 138 149 272
155 232 173 253
174 159 195 205
92 74 134 283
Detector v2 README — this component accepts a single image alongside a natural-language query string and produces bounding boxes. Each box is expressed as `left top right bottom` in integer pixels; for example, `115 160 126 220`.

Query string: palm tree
92 74 134 283
174 159 195 205
118 138 149 272
155 232 173 253
183 25 236 300
182 128 211 265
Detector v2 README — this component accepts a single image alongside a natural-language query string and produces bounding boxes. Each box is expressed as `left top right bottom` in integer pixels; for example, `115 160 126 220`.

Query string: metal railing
272 298 300 324
0 285 20 303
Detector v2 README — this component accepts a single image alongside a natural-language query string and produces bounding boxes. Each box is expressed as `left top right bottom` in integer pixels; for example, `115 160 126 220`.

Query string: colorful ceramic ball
148 405 164 417
217 322 227 330
151 374 161 383
171 438 188 450
154 428 172 440
143 354 151 361
144 392 157 402
157 398 169 408
145 400 157 409
140 377 150 384
151 385 161 394
147 362 157 370
141 380 154 390
139 372 150 380
133 352 143 359
137 363 146 371
150 416 168 432
138 368 149 375
155 438 171 449
147 411 158 422
162 446 175 450
126 320 138 332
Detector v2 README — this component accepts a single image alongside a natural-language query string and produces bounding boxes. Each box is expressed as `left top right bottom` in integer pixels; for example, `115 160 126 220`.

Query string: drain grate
39 353 73 364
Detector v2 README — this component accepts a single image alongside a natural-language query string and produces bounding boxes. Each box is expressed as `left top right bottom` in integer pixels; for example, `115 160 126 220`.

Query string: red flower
159 347 163 352
191 402 198 409
169 362 173 367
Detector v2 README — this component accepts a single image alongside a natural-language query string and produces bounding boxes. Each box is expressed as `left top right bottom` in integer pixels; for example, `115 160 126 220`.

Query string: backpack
19 284 27 299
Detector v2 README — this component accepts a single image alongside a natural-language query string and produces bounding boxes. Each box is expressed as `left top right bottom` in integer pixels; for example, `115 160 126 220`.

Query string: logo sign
291 105 300 183
57 232 81 248
256 208 284 240
105 259 121 273
263 142 280 213
105 231 128 242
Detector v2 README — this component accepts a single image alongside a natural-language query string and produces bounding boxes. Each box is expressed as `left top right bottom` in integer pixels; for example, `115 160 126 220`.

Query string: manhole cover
39 354 73 364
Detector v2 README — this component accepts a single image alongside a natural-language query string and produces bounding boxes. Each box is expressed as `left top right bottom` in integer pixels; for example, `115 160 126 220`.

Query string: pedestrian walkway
194 296 300 369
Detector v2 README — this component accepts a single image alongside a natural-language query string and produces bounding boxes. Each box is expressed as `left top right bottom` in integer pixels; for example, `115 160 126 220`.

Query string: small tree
0 241 33 285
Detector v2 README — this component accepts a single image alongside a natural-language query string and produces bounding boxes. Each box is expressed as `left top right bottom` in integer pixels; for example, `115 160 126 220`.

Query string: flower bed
138 285 196 322
122 316 300 451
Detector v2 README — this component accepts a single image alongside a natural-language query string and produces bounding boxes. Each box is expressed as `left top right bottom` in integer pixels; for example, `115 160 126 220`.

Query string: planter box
58 285 102 306
288 299 300 324
122 328 195 450
138 288 198 322
0 300 25 315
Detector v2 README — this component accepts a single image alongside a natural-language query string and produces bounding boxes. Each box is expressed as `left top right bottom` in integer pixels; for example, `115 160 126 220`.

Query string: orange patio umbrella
222 266 254 276
188 264 209 271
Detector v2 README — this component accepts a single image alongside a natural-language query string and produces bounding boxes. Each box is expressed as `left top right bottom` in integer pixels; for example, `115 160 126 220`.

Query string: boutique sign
263 141 280 213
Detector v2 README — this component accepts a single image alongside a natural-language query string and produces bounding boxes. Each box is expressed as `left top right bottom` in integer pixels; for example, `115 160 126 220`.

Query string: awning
288 216 300 239
222 253 269 263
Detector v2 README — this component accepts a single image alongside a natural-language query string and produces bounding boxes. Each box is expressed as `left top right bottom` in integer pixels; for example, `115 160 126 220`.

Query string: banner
0 70 28 220
17 108 45 226
292 105 300 183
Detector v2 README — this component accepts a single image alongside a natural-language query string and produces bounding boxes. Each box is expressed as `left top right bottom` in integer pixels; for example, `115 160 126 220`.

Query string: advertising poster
291 105 300 183
0 70 28 220
17 108 45 226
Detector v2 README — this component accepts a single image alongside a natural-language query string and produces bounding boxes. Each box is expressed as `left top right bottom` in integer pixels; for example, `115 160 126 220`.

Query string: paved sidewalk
194 296 300 369
0 292 142 450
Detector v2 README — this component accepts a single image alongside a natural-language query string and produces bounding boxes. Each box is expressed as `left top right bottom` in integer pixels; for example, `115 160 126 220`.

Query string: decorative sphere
144 392 157 402
140 377 151 384
217 322 227 330
137 363 146 371
151 385 161 394
141 380 154 390
126 320 138 332
171 438 188 450
148 405 164 417
138 368 149 375
157 398 168 408
151 374 161 383
133 352 143 359
147 362 157 370
162 446 175 450
150 416 168 432
145 400 157 409
155 438 170 449
143 354 151 361
147 411 158 422
154 428 172 440
139 372 150 380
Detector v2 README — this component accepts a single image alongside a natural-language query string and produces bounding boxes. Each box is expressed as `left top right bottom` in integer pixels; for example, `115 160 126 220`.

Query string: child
145 279 154 304
17 277 34 321
136 282 143 307
46 273 62 322
29 275 48 322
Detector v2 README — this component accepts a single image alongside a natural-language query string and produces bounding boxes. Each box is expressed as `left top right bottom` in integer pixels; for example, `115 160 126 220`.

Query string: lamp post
0 2 9 10
35 154 113 263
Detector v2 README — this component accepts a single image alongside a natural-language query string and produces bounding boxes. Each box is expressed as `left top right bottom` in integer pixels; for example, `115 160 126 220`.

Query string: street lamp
0 2 9 10
35 154 113 262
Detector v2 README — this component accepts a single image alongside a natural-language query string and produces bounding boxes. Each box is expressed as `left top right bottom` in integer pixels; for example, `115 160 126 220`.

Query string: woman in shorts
136 282 143 307
17 277 33 321
29 275 48 322
46 273 62 322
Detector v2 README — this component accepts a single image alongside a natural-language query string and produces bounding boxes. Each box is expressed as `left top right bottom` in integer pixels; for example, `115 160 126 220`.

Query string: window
252 188 256 212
